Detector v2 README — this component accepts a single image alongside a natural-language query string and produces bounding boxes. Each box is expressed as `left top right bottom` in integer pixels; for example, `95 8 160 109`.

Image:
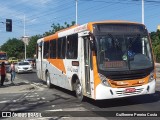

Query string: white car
15 61 33 73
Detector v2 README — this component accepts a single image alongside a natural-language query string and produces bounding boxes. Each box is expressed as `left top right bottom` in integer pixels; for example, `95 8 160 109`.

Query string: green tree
0 38 24 59
26 35 42 58
43 21 75 37
151 30 160 62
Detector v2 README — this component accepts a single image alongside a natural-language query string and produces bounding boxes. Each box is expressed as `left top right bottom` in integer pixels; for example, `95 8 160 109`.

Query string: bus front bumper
95 79 156 100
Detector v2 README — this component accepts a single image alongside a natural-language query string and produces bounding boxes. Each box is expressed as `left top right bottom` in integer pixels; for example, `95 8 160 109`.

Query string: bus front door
83 36 91 95
37 42 43 79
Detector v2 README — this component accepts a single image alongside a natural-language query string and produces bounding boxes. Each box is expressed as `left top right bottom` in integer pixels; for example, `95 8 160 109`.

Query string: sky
0 0 159 46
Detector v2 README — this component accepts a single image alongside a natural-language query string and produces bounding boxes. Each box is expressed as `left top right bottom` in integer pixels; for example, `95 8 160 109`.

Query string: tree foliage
151 30 160 62
0 38 24 59
26 35 42 58
43 21 75 37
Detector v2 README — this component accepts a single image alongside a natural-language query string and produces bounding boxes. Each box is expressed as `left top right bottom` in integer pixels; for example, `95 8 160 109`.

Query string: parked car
15 61 33 73
8 57 18 63
24 58 36 68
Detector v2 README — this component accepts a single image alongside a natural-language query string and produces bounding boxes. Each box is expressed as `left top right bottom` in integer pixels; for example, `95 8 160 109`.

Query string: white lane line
25 95 35 98
28 102 38 105
0 100 10 104
10 107 28 111
45 109 63 112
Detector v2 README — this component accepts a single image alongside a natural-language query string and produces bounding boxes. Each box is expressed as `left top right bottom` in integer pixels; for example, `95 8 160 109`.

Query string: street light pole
24 15 27 60
76 0 78 25
142 0 144 24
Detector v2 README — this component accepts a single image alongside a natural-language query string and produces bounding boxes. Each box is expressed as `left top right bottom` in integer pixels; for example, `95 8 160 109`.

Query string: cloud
18 0 53 8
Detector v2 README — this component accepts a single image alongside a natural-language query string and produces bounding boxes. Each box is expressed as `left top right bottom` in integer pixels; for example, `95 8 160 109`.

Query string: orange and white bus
0 51 9 65
36 20 156 101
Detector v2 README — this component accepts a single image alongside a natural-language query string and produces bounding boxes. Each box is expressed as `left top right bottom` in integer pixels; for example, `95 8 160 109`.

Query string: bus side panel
47 59 71 90
63 59 79 91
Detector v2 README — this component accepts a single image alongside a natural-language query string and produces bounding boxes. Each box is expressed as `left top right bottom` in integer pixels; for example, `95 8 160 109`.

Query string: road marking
10 107 28 111
12 100 18 103
45 109 63 112
52 105 55 107
41 97 45 100
28 102 38 105
0 100 10 104
25 95 35 98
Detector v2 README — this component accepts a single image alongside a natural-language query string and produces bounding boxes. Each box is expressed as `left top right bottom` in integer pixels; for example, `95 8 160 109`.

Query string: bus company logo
124 88 136 93
2 112 12 117
74 24 87 33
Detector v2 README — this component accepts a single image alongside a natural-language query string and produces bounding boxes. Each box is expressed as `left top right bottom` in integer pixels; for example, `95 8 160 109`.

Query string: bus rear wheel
46 72 52 88
75 79 84 102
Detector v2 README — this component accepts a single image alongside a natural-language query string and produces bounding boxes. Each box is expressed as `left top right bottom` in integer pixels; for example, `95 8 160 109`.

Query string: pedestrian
10 62 16 83
0 62 6 86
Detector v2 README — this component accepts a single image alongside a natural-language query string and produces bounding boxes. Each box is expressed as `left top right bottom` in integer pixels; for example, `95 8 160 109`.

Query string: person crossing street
10 62 16 84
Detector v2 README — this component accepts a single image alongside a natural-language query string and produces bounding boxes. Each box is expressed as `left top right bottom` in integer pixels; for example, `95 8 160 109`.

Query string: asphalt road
13 70 160 119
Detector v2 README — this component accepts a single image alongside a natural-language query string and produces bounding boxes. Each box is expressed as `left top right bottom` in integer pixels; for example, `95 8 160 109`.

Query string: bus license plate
124 88 136 93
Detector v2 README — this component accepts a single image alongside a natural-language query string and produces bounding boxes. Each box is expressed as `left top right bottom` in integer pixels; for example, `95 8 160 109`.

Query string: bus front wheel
46 72 52 88
75 79 84 102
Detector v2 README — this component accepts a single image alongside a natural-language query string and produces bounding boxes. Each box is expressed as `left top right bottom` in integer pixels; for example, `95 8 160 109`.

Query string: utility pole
22 15 29 60
142 0 144 24
24 15 26 60
76 0 78 25
24 15 26 37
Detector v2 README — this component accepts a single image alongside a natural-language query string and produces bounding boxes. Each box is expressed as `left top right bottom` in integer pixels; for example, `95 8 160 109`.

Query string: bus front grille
116 88 144 96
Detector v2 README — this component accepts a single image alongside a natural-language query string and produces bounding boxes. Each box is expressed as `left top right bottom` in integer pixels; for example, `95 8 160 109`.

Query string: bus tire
75 79 84 102
46 72 52 88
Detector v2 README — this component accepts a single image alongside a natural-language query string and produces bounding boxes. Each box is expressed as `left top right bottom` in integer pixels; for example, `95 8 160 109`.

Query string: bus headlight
98 73 110 87
148 71 155 82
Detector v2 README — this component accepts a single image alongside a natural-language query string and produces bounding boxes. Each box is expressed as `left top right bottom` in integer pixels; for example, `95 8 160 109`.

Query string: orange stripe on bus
44 33 58 41
48 59 66 74
92 52 101 98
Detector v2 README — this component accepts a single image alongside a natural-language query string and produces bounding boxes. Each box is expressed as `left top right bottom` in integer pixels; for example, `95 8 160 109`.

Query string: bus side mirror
90 40 95 51
89 32 96 51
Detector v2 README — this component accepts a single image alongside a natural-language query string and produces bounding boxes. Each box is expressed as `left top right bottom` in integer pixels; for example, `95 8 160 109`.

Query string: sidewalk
0 73 37 94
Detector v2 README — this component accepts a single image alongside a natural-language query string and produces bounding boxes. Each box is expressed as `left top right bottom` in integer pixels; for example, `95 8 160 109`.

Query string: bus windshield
96 33 153 71
0 53 7 60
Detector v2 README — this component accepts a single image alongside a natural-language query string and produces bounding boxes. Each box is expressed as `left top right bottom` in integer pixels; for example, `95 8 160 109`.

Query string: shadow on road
38 81 160 109
0 82 30 88
84 91 160 108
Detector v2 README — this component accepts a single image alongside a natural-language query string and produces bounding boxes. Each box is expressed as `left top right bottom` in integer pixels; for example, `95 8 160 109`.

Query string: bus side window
43 41 49 59
66 34 78 59
50 40 56 59
57 37 66 59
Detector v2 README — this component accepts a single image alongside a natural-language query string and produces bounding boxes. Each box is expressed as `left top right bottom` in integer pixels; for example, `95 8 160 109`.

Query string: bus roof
87 20 143 25
41 20 144 42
